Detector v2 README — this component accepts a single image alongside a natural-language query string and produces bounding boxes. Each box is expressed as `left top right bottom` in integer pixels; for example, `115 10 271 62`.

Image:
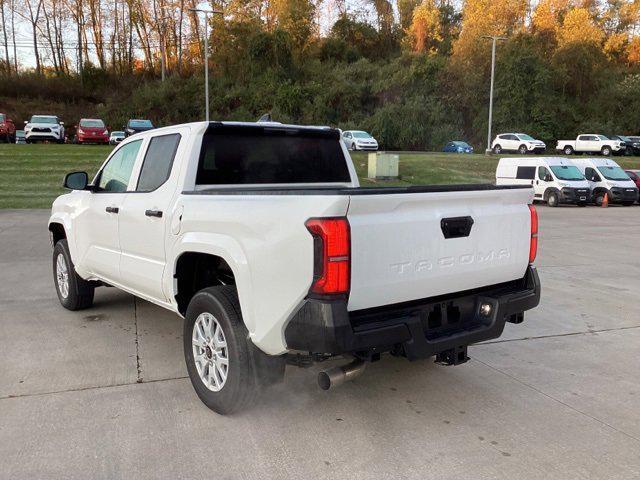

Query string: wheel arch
543 187 561 202
171 234 253 331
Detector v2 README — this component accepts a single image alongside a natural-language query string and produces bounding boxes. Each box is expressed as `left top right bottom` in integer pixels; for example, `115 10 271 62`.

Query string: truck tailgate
346 187 534 311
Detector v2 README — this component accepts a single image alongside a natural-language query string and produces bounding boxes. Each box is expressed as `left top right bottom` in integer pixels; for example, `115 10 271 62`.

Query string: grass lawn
1 144 639 208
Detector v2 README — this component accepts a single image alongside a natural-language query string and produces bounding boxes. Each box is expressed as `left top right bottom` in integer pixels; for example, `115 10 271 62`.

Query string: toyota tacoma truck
48 121 541 414
556 134 625 156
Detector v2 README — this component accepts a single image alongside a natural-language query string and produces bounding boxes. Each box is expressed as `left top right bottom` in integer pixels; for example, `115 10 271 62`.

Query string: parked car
443 141 474 154
124 118 155 137
49 121 540 414
556 134 625 156
624 170 640 198
492 133 546 154
571 157 638 206
74 118 109 144
0 113 17 143
24 115 65 143
341 130 379 151
109 131 125 145
15 130 26 144
610 135 640 156
496 157 590 207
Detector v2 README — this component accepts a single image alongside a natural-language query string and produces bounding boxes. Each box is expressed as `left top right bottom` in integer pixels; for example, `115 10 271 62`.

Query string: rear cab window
136 133 181 191
196 125 351 185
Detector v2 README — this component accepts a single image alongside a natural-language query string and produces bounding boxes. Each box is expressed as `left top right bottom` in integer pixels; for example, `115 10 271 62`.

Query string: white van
570 157 639 206
496 157 590 207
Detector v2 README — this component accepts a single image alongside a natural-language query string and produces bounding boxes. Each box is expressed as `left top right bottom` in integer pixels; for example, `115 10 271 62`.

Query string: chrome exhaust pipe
318 359 366 390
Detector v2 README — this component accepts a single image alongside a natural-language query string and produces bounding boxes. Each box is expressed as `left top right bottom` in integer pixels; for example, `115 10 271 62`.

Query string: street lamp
189 7 223 122
482 35 506 155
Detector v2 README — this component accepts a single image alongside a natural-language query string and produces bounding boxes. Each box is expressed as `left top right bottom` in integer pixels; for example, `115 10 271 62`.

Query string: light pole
482 35 505 155
190 7 223 122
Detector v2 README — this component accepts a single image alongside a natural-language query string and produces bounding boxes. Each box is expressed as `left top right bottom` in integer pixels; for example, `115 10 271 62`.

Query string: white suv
492 133 546 155
342 130 379 151
25 115 65 143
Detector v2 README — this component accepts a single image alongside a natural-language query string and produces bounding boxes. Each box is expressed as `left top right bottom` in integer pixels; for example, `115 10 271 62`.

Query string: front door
536 166 551 198
76 139 143 284
118 132 183 301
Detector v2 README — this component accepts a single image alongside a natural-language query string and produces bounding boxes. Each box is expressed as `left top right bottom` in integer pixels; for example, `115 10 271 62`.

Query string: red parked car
0 113 17 143
625 170 640 202
74 118 109 144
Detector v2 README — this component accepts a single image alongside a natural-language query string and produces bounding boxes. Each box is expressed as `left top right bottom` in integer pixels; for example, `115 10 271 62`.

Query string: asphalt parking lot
1 206 639 479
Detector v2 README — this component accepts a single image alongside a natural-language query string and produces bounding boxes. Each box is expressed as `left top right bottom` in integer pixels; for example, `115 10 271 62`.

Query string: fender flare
48 213 78 262
170 232 255 334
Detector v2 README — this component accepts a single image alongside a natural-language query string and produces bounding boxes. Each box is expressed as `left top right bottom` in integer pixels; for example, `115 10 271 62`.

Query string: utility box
367 152 399 180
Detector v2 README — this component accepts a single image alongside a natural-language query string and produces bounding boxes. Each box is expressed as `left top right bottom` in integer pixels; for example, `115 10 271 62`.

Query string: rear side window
196 126 351 185
136 134 181 192
516 166 535 179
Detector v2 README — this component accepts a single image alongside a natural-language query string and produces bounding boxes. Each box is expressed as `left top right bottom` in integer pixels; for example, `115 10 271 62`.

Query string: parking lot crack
133 297 142 383
481 325 640 345
473 357 640 444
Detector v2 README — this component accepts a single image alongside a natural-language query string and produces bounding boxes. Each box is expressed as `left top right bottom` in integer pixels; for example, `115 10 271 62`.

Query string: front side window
136 134 181 192
597 135 609 141
97 140 142 192
550 165 584 181
538 166 551 180
196 126 351 185
598 166 631 181
585 167 601 182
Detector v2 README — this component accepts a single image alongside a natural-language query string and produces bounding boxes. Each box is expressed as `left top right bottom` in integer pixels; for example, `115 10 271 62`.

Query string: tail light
528 205 538 264
305 217 350 296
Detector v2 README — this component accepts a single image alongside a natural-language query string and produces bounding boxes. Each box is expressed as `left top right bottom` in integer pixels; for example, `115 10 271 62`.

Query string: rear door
118 131 184 301
346 187 533 311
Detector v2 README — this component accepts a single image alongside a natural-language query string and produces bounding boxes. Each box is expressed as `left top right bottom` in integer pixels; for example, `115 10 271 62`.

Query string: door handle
145 209 163 218
105 206 119 214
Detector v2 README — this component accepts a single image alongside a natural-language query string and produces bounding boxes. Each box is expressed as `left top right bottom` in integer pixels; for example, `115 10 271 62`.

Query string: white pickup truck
49 121 541 414
556 134 625 156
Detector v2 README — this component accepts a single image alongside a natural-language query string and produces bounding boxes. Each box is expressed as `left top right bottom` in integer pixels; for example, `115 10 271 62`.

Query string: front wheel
493 144 502 154
594 192 605 206
547 191 559 207
53 239 95 310
601 146 612 156
184 286 283 414
518 144 528 155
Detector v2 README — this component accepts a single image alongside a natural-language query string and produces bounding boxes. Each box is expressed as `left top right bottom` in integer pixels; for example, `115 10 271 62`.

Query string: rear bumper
284 266 541 360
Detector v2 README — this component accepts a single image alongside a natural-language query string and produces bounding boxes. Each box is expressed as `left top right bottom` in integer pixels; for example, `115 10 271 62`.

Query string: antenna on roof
257 113 273 123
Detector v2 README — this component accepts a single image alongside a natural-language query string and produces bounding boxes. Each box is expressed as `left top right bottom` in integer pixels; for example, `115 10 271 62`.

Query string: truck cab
496 157 590 207
557 135 625 156
571 157 638 206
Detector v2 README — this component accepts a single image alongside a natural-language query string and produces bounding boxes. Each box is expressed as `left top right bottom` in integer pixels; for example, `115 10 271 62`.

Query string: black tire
593 191 605 206
518 144 528 155
577 201 587 207
53 239 95 310
493 144 502 154
183 286 282 414
601 146 612 156
563 145 573 155
547 191 559 207
351 142 357 151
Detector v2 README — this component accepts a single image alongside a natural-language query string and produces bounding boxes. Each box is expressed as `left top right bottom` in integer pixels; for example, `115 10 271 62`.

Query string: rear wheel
183 286 283 414
563 145 574 155
53 239 95 310
547 191 559 207
518 144 528 155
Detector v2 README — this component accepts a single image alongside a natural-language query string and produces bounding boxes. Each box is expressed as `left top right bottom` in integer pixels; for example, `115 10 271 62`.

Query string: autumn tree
557 7 604 48
407 0 442 54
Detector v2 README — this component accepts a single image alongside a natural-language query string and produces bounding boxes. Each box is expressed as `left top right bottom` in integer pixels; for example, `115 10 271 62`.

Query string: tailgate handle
441 216 474 239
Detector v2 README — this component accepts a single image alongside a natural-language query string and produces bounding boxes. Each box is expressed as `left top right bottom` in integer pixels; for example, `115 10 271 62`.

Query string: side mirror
24 120 28 125
64 171 89 190
60 121 65 126
544 174 553 182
